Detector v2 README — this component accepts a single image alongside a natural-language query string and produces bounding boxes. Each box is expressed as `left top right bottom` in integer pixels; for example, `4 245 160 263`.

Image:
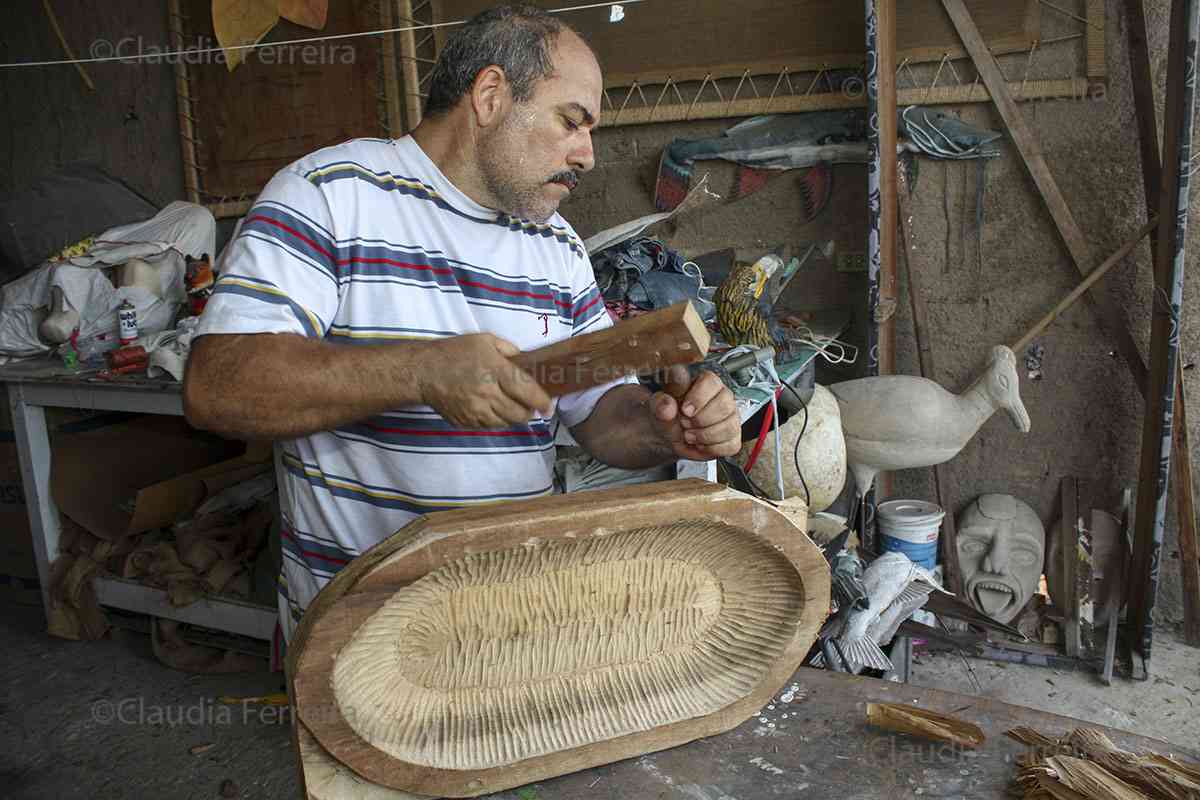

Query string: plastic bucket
877 499 944 570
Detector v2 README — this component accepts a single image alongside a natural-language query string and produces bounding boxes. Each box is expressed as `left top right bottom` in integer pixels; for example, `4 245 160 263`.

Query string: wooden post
379 0 403 137
1125 0 1200 648
1130 0 1200 660
168 0 202 205
397 0 424 132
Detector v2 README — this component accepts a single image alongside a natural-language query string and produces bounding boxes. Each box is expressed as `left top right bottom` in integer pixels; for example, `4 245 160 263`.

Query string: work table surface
475 668 1196 800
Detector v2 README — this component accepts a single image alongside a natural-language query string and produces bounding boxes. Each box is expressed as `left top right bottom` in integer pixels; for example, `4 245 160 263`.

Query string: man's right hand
417 334 553 428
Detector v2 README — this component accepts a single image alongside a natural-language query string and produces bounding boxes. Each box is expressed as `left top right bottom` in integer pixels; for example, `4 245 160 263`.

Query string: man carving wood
183 5 740 640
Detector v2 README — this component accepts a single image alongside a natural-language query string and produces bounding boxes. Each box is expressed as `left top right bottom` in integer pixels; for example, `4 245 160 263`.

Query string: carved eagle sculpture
714 253 801 348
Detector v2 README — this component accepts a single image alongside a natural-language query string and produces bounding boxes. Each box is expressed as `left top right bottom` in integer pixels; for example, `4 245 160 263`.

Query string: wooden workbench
472 668 1196 800
0 357 284 642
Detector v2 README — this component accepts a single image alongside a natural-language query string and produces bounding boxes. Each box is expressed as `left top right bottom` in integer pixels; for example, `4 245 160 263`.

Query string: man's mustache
548 171 579 190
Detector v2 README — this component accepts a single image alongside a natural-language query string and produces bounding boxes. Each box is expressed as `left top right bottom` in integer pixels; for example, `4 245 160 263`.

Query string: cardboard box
129 439 274 528
51 416 249 541
1 414 268 606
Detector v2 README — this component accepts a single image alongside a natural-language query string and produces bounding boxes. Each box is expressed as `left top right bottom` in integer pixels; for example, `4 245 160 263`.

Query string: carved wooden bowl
289 480 829 798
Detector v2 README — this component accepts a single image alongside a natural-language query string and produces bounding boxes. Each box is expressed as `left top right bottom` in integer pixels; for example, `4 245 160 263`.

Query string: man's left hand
649 366 741 462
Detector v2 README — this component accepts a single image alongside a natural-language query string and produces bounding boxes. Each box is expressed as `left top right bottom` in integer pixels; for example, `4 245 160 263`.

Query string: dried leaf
212 0 279 71
866 702 986 749
279 0 327 29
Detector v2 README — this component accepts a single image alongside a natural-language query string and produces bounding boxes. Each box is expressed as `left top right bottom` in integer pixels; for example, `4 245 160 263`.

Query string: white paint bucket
877 499 944 570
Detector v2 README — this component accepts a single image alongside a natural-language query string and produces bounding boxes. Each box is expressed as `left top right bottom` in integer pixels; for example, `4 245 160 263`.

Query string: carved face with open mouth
957 494 1045 624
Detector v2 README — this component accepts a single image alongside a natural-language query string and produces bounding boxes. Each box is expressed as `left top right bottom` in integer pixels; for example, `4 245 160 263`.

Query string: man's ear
469 65 511 128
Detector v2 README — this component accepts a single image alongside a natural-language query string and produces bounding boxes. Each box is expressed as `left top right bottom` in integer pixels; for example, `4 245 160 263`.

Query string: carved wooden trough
288 480 830 798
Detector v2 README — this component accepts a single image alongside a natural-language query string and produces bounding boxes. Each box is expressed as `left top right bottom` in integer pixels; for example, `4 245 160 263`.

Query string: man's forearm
184 333 430 440
570 384 677 469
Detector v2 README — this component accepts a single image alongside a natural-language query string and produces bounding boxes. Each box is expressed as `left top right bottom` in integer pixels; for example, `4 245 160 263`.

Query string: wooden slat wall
436 0 1040 88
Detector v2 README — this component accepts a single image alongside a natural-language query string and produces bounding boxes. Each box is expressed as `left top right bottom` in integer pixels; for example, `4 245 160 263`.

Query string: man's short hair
424 5 581 117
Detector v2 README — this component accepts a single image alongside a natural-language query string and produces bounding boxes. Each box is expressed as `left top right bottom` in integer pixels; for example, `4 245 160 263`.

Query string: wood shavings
1006 726 1200 800
866 703 986 749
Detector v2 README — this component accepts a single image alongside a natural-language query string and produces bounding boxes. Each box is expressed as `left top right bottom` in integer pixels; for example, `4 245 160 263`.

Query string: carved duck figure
828 345 1030 494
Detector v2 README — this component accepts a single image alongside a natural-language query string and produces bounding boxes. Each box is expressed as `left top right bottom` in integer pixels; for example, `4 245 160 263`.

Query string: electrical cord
780 380 812 509
787 326 859 366
718 457 779 506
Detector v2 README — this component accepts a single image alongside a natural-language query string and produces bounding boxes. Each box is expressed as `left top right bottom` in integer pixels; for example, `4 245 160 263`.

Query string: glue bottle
118 299 139 345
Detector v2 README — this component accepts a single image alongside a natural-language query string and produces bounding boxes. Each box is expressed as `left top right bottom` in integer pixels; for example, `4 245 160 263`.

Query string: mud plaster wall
0 1 1191 623
559 0 1192 625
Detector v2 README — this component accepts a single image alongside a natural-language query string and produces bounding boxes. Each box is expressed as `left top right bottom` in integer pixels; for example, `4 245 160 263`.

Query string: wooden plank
1130 0 1200 660
1124 0 1200 649
1101 489 1132 686
1125 0 1164 279
1175 389 1200 646
1061 477 1080 657
1088 0 1107 79
1077 479 1096 658
898 169 962 595
602 78 1094 127
397 0 423 131
510 301 710 397
941 0 1148 390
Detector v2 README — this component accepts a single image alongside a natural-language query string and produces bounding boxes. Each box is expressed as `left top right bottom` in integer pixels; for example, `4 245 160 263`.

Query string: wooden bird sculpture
715 252 801 348
828 345 1030 495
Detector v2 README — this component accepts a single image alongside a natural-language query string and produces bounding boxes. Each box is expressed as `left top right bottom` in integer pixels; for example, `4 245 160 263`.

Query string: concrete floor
3 600 1197 800
910 628 1200 748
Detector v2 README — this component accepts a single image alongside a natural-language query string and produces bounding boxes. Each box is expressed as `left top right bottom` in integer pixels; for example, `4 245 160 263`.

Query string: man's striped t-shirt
194 136 628 640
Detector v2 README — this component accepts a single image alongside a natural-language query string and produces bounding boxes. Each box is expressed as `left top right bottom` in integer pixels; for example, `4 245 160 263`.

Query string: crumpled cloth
591 237 715 322
0 202 214 359
141 315 201 381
